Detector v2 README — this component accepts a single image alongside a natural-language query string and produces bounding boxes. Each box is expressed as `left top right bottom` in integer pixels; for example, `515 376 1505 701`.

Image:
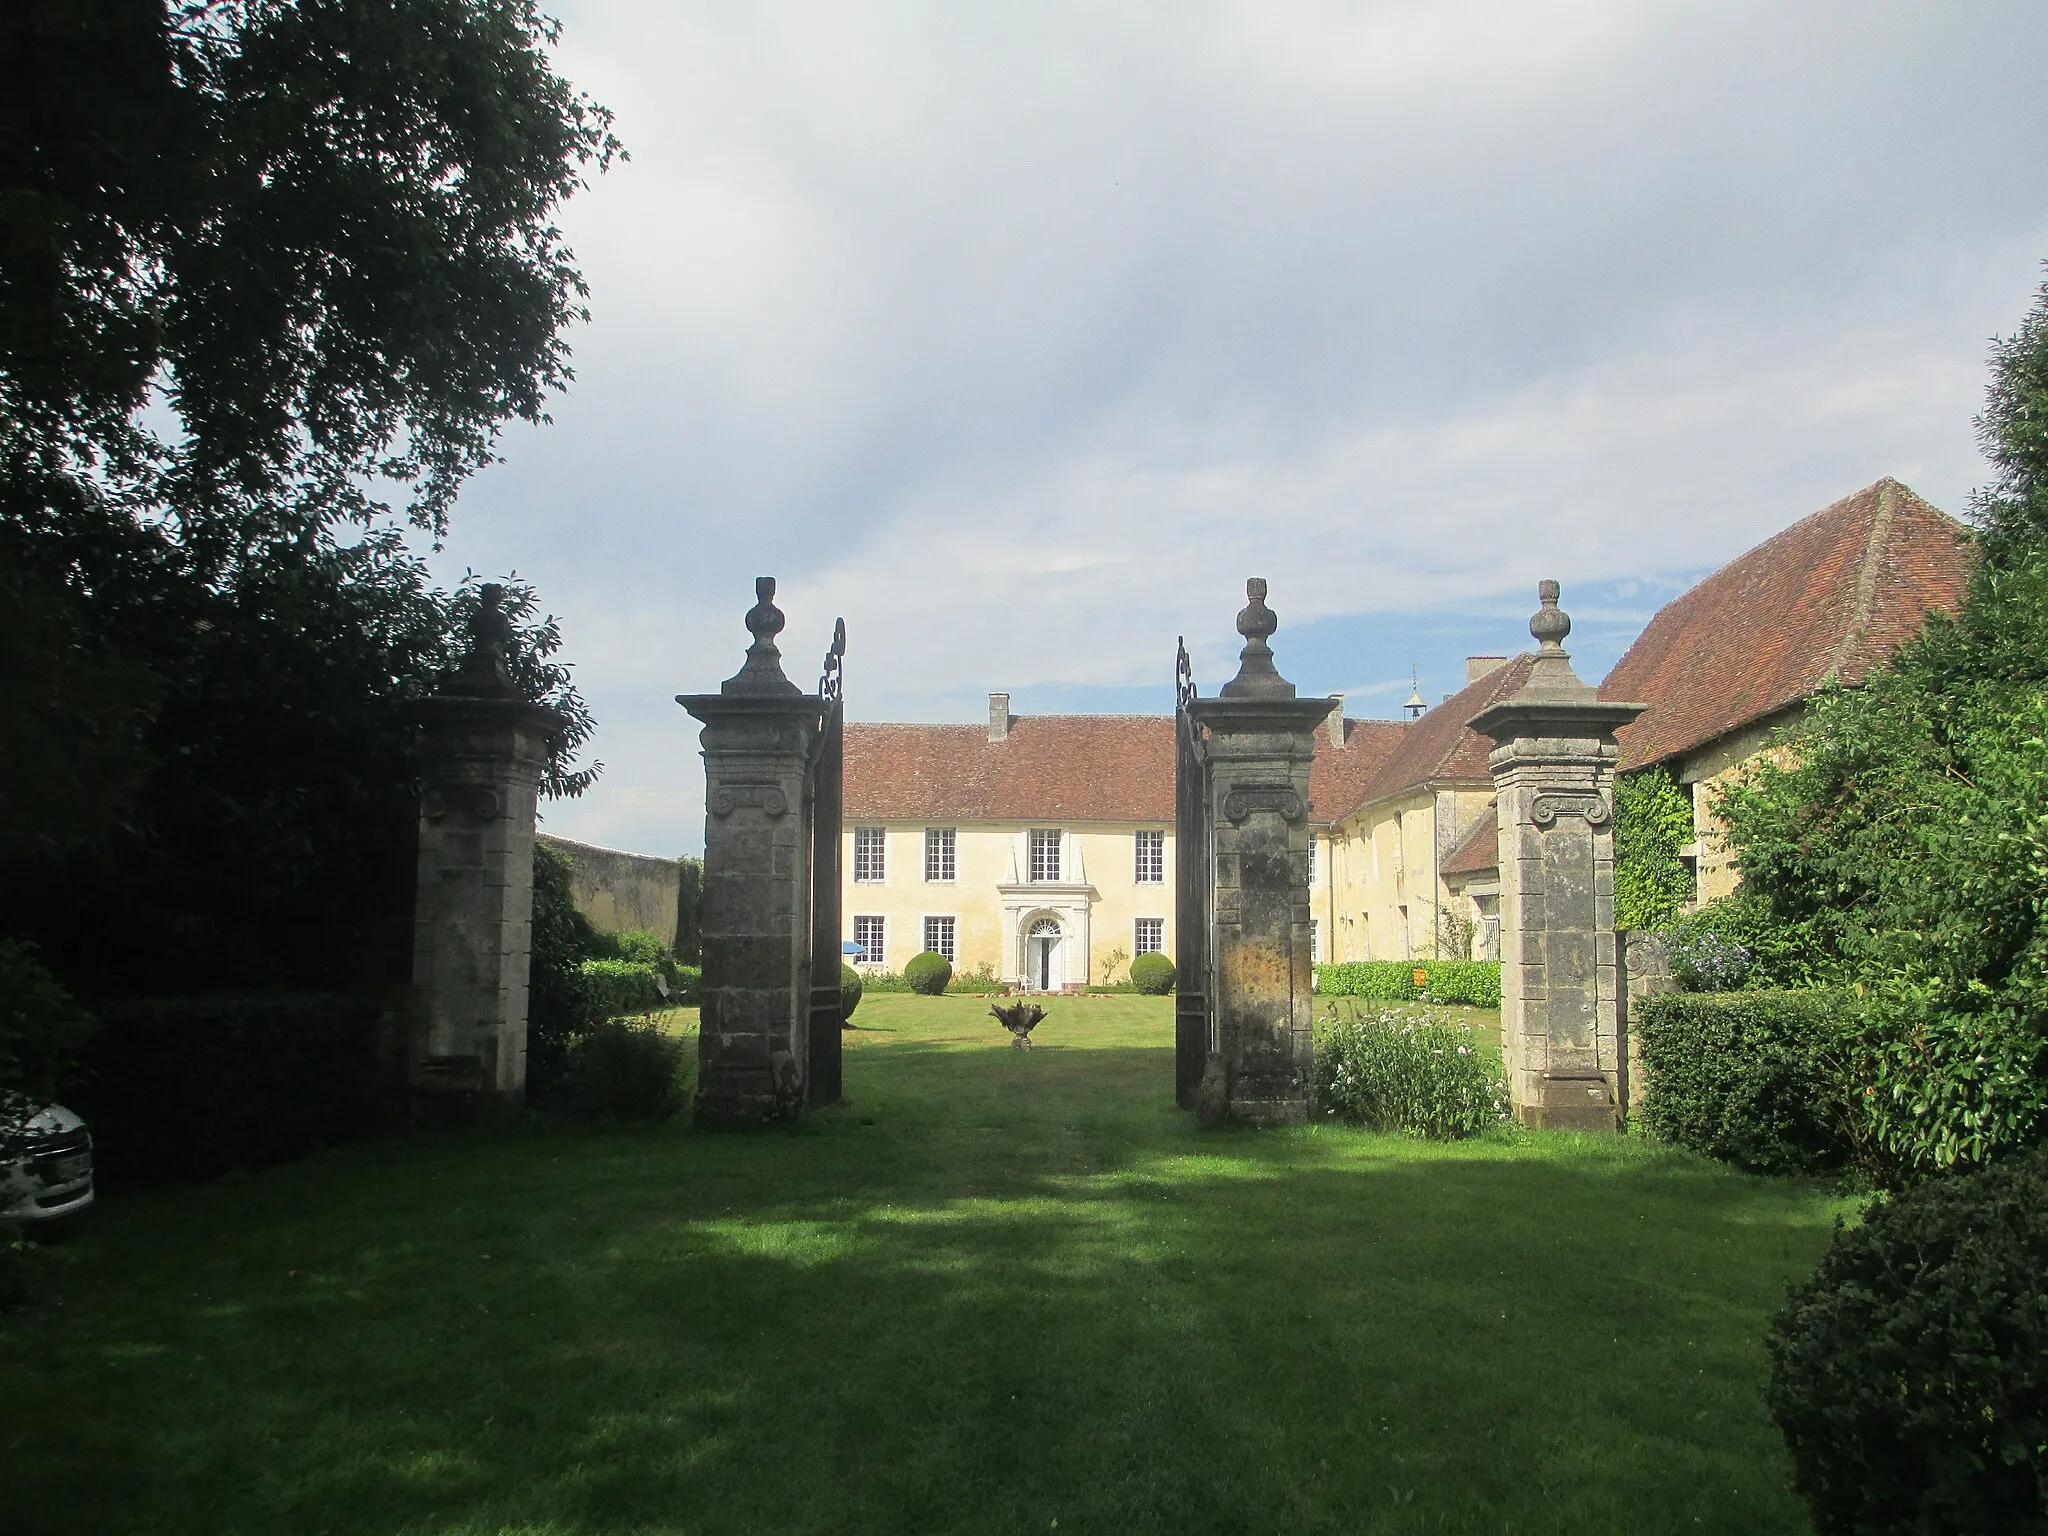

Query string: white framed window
1134 829 1165 884
853 826 886 883
1029 828 1062 882
924 827 956 882
852 915 885 966
1307 836 1318 887
1134 917 1165 955
923 915 956 961
1310 918 1321 964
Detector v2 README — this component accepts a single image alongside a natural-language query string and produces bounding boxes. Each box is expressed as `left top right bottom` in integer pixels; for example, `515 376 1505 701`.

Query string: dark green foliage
579 960 664 1019
1614 768 1696 931
1717 274 2048 1179
526 844 602 1102
1313 1006 1509 1138
608 929 691 1003
904 951 953 996
1664 893 1837 992
2 0 619 543
672 857 704 964
0 940 98 1160
1129 953 1177 995
0 0 609 998
1636 991 1855 1174
561 1021 688 1122
1768 1150 2048 1534
839 964 862 1023
72 991 383 1185
673 966 700 1006
1313 960 1501 1008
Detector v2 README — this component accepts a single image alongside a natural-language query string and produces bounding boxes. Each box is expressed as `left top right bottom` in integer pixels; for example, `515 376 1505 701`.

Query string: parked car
0 1105 94 1223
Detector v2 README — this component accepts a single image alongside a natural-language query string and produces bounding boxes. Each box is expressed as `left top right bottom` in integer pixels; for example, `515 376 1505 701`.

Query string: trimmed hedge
579 958 665 1018
904 950 953 996
1313 960 1502 1008
75 991 385 1185
1635 990 1852 1175
1768 1149 2048 1535
839 963 863 1022
1130 953 1176 995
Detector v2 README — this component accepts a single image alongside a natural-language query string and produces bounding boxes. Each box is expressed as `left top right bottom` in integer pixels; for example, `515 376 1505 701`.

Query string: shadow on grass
0 1045 1842 1536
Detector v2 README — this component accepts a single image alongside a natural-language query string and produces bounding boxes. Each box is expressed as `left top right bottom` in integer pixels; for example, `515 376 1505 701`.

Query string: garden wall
538 834 682 945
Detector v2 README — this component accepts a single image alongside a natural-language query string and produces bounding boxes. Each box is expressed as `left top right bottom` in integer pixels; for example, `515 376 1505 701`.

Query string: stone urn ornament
990 1001 1047 1049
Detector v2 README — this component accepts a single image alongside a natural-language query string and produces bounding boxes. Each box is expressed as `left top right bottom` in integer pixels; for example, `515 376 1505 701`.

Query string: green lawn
0 994 1848 1535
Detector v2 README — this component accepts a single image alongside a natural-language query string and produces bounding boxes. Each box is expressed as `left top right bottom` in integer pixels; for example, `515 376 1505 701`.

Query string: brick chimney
1466 655 1509 685
988 691 1011 742
1325 695 1345 749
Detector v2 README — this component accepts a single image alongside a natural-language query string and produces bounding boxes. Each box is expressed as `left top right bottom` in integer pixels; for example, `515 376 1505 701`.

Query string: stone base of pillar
1516 1071 1618 1132
693 1048 804 1129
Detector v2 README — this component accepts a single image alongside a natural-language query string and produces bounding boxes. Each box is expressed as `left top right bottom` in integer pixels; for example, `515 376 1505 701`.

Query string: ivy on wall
1614 768 1696 931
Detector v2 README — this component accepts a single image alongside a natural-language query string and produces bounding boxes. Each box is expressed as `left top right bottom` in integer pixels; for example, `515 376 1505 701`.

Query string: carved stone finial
448 582 518 697
1219 577 1297 699
721 576 802 696
1530 579 1571 652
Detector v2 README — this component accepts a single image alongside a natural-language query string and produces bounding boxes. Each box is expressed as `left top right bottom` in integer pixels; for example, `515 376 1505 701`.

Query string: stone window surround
1134 916 1164 955
1134 828 1165 884
922 914 956 961
1028 827 1062 882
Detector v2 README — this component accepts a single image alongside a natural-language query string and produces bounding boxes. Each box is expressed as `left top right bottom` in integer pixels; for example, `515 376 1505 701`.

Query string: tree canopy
1718 269 2048 1177
0 2 616 994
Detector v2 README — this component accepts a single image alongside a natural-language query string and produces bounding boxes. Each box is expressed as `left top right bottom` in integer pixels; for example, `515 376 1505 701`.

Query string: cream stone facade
839 819 1175 988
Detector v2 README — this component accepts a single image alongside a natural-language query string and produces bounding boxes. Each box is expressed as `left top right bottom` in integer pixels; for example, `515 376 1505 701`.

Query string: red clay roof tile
844 711 1406 824
1603 478 1973 769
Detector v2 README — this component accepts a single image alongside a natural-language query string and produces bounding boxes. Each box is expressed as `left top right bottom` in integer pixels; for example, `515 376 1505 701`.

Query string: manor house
841 478 1972 988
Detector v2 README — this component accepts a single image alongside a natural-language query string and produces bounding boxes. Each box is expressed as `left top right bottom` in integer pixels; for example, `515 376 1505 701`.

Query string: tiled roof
1323 653 1536 821
1603 478 1973 770
1440 805 1499 877
844 711 1406 825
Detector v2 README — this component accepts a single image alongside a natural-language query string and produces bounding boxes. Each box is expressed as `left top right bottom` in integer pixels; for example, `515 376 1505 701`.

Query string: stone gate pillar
409 585 563 1119
678 579 823 1127
1470 582 1645 1131
1185 580 1333 1126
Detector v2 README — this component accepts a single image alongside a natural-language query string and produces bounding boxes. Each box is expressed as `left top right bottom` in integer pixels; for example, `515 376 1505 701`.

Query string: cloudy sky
427 0 2048 856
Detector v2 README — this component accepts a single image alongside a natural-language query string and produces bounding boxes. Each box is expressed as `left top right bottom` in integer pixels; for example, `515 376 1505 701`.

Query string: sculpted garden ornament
990 1001 1047 1048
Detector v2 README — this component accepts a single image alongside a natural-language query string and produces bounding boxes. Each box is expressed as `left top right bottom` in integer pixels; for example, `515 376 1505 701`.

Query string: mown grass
0 994 1847 1535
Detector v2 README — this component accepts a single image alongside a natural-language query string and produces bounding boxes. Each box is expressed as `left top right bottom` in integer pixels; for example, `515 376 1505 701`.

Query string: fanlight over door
1026 917 1062 991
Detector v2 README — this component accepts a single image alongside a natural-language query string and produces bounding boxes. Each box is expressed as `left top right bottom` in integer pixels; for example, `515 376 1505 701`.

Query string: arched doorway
1026 917 1063 991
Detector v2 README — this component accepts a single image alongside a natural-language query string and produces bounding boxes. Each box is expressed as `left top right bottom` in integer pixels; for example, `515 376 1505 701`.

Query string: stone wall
538 834 683 944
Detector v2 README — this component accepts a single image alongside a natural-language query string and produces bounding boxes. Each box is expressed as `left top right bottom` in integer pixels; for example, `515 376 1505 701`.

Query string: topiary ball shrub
1130 953 1176 995
840 963 863 1024
904 950 952 996
562 1021 689 1121
1767 1148 2048 1536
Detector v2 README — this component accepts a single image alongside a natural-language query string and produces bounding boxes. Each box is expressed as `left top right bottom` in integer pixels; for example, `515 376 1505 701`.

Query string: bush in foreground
1635 990 1854 1175
1130 953 1176 995
561 1021 689 1121
1313 1007 1508 1139
904 951 952 995
1768 1149 2048 1535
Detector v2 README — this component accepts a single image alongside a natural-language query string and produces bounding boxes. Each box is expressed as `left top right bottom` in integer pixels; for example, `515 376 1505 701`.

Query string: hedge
75 991 386 1185
1768 1148 2048 1534
1313 960 1501 1008
1634 990 1853 1175
579 959 665 1018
